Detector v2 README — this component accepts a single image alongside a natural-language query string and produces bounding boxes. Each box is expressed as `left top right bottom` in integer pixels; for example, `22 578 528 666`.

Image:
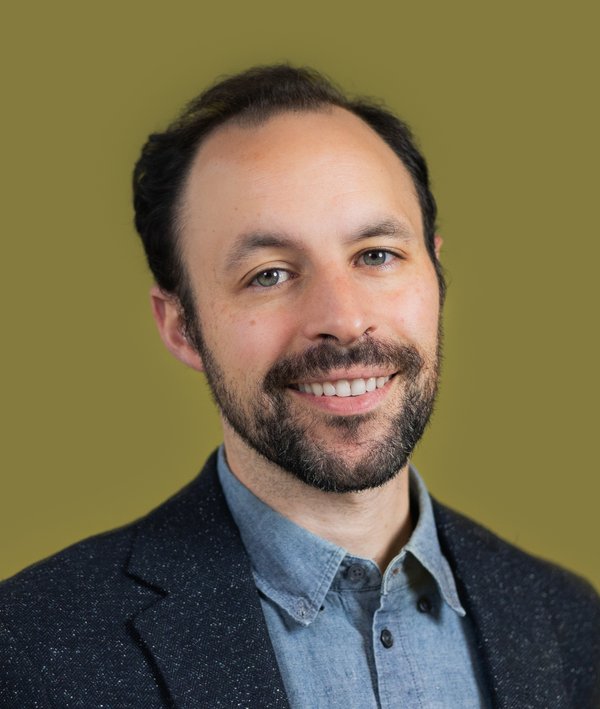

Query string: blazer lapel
432 500 568 709
126 453 290 708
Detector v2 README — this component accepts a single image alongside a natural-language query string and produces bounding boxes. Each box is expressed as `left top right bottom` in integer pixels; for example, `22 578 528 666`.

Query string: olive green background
1 1 598 589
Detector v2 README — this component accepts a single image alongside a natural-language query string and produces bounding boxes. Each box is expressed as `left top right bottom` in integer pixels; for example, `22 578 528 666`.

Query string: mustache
264 338 425 390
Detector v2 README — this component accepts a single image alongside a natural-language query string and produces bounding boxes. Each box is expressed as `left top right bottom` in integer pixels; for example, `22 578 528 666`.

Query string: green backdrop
2 1 598 590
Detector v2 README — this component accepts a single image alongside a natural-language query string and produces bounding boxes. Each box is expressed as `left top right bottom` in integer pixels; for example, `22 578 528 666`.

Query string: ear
150 285 204 372
434 234 443 259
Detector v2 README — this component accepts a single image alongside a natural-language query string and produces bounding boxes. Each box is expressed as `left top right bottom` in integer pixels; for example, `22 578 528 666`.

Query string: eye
251 268 292 288
359 250 395 267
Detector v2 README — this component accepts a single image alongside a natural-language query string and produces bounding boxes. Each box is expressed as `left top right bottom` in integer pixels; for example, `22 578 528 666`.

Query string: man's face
176 108 442 492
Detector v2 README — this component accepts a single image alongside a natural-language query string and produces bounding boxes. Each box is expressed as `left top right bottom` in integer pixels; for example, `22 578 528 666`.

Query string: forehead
178 107 423 256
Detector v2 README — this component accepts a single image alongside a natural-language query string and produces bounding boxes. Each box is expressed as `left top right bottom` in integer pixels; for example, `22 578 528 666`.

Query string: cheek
207 307 297 377
388 281 440 350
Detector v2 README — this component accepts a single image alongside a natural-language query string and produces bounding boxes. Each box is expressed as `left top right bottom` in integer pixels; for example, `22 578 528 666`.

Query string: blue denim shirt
218 448 490 708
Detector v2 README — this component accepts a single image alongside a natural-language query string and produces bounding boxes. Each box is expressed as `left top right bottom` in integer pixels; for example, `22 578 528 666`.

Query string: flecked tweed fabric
1 451 599 708
433 503 600 708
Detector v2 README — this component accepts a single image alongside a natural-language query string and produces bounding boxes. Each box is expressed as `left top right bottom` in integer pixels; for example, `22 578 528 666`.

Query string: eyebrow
353 218 414 241
225 217 415 271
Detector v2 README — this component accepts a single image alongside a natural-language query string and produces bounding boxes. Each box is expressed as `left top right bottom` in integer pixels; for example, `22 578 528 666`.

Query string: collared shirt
217 448 490 708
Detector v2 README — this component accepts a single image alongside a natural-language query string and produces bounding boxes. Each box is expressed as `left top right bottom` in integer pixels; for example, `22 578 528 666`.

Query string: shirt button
347 564 366 582
417 595 433 613
380 628 394 648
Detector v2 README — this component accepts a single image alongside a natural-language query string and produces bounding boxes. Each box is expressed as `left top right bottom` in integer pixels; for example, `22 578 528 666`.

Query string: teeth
336 380 352 397
297 375 390 397
350 379 366 396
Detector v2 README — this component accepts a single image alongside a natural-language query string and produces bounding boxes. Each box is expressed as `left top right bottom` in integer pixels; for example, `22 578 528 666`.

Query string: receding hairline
174 103 422 232
188 103 342 161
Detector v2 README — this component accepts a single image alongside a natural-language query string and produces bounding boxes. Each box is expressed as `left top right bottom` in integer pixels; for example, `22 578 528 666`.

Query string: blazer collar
432 500 568 709
126 451 289 708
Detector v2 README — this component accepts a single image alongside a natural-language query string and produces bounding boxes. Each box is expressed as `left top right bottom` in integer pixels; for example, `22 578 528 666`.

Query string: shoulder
432 498 599 608
0 452 223 615
0 521 139 619
432 499 600 705
0 453 231 705
0 521 149 705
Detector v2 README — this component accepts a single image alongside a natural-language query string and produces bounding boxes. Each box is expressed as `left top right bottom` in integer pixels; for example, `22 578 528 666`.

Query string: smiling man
1 66 599 708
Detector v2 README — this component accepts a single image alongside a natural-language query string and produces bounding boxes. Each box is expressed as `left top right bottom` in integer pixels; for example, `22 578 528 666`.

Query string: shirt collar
217 446 465 626
403 467 465 615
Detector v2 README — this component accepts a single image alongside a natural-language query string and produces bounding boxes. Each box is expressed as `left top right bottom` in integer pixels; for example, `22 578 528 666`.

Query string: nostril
317 328 372 346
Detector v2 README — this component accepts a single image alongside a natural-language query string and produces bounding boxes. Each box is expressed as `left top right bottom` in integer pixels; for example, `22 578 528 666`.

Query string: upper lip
290 369 397 385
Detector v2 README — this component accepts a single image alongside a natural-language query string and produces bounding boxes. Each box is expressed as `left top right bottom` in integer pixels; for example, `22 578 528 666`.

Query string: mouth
291 373 396 398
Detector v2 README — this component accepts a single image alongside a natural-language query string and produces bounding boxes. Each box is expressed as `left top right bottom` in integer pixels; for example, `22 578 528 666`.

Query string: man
1 65 598 708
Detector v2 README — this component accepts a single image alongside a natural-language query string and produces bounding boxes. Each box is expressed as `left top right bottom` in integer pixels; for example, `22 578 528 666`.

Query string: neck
222 432 413 572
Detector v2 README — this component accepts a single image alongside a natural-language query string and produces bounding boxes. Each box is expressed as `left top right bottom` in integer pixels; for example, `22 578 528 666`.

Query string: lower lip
289 377 395 415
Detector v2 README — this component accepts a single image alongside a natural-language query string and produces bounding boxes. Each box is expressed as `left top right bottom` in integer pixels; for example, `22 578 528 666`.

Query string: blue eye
252 269 291 287
361 250 393 266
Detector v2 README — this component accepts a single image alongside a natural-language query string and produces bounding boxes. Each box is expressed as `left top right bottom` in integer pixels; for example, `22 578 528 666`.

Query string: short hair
132 64 445 320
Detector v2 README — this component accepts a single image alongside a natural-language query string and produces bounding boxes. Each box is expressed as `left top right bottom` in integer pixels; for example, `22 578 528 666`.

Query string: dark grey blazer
1 451 599 708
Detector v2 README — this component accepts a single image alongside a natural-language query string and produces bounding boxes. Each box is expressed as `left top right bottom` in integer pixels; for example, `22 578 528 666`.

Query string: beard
189 320 441 494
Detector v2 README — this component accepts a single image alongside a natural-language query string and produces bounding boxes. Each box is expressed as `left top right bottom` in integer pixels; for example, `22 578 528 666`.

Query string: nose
300 271 376 346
